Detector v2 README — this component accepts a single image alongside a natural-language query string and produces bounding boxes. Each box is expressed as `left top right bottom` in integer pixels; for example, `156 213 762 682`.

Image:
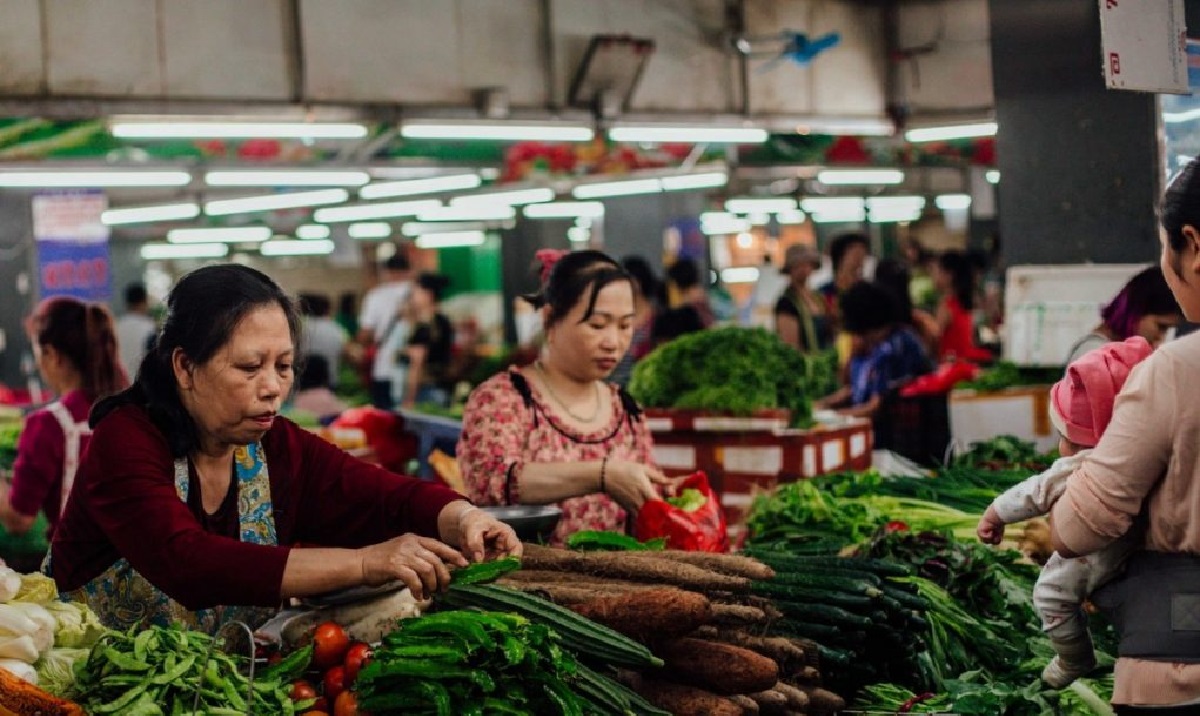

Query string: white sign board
1100 0 1188 94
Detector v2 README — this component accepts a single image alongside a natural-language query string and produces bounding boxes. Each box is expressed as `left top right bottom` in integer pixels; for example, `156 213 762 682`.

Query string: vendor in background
395 273 455 410
458 250 679 545
814 281 932 420
1066 265 1182 364
50 264 519 633
357 255 413 410
774 244 832 354
115 283 157 381
609 256 662 387
291 356 348 420
652 258 713 345
927 251 993 363
1 298 127 537
298 293 347 390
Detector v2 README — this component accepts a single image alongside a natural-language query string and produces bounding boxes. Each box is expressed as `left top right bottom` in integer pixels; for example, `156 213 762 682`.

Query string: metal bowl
482 505 562 542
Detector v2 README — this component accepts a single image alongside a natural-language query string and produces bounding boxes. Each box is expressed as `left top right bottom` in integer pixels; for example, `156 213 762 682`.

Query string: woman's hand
603 461 678 512
457 508 523 563
357 534 469 600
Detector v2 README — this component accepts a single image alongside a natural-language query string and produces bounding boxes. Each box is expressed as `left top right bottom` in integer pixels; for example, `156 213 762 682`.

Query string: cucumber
765 588 875 611
772 602 875 629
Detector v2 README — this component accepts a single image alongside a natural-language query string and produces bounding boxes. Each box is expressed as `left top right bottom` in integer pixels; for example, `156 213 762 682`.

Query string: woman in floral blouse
458 250 678 545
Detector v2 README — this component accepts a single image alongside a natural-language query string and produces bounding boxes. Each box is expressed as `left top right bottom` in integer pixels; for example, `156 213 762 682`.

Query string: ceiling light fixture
102 202 200 225
401 121 594 142
776 209 806 224
721 267 760 284
295 224 331 240
986 170 1000 184
260 239 336 256
817 169 905 185
140 242 229 260
904 122 997 143
111 121 369 139
415 206 517 222
348 222 392 239
935 194 973 211
725 198 799 214
523 202 605 219
661 172 729 191
360 173 482 199
167 227 272 244
204 189 349 216
609 126 768 144
573 178 663 199
415 231 487 249
450 187 555 207
204 170 370 187
314 200 442 223
401 221 490 236
0 170 191 188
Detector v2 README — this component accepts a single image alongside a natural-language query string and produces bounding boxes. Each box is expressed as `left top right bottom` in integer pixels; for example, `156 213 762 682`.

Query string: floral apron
59 443 280 634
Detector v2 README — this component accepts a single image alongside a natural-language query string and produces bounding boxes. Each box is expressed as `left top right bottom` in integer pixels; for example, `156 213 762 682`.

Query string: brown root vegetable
730 694 760 714
792 666 821 683
627 550 776 580
634 679 744 716
569 589 712 643
708 631 807 665
502 570 657 590
497 583 613 604
521 543 750 592
712 603 768 626
799 686 844 715
773 682 809 711
659 637 779 695
748 688 788 713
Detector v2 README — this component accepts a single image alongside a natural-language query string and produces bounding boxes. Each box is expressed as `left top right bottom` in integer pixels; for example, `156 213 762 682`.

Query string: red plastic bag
634 471 729 553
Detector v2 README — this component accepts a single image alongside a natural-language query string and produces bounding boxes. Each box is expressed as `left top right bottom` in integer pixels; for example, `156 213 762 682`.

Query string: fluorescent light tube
721 267 761 284
567 227 590 243
801 197 864 213
609 126 768 144
205 170 369 187
360 173 481 199
986 170 1000 184
725 198 798 214
314 200 442 223
935 194 972 211
524 202 605 219
776 209 806 224
402 221 489 236
102 202 200 225
140 242 229 260
402 121 594 142
904 122 997 143
810 210 867 224
867 196 925 211
450 188 555 207
701 217 752 235
415 231 487 249
1164 108 1200 124
112 121 368 139
295 224 331 240
260 239 336 256
0 171 191 188
817 169 905 185
168 227 272 244
204 189 349 216
415 206 517 222
573 178 663 199
662 172 729 191
348 222 392 239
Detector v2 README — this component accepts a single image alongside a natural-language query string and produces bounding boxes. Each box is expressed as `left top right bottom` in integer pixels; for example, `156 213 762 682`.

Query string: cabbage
0 569 20 603
44 602 106 649
13 573 57 604
34 648 86 697
0 635 40 663
0 658 37 684
7 603 53 654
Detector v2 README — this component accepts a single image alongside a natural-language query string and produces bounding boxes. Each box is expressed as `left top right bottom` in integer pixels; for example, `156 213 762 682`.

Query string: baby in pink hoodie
976 336 1153 688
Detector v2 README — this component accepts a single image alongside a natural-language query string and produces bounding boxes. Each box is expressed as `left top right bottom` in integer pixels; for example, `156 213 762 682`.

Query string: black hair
384 254 411 272
124 283 148 308
298 354 331 392
522 250 634 328
621 255 665 306
91 264 302 457
840 281 898 335
337 292 357 316
1101 266 1182 338
666 258 701 291
1163 157 1200 260
938 251 976 311
829 233 870 273
873 259 914 325
415 273 451 302
299 293 331 317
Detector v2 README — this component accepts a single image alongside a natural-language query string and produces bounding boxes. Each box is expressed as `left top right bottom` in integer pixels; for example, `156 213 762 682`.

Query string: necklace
534 361 602 423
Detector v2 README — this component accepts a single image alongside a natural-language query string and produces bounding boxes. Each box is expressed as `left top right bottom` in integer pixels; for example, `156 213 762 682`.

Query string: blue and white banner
31 190 111 302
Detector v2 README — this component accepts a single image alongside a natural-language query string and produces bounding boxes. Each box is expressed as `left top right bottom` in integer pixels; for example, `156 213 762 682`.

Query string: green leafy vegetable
665 488 706 512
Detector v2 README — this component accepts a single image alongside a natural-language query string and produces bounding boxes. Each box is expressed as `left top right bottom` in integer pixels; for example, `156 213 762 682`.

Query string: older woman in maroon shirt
50 264 519 633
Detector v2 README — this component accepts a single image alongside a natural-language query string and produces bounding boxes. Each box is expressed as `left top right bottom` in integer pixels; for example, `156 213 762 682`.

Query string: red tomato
323 666 347 702
334 691 359 716
312 622 351 670
311 697 330 712
343 642 372 685
290 680 318 701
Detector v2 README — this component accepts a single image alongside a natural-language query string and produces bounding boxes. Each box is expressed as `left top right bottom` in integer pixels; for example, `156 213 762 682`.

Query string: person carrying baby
976 336 1153 688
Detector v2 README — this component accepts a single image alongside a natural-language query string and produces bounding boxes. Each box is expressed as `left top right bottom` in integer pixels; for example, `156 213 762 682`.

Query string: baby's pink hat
1049 336 1154 448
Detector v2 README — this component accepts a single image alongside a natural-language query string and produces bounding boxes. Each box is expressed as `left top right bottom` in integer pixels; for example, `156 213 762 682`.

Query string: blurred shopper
392 273 455 410
1 298 128 537
358 255 413 409
774 244 832 354
115 282 156 380
819 233 871 320
815 282 931 420
299 293 347 389
902 238 937 311
1066 266 1183 363
652 258 713 345
929 251 993 363
610 256 663 387
335 292 359 340
292 355 348 419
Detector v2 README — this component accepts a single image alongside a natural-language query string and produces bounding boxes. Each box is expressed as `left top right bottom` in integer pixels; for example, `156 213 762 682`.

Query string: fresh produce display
565 531 665 552
0 423 52 572
0 571 107 695
953 434 1058 472
628 327 839 426
958 361 1063 393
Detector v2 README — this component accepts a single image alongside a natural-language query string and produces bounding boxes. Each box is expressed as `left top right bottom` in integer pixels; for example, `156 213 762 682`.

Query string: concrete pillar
989 0 1163 265
0 195 36 388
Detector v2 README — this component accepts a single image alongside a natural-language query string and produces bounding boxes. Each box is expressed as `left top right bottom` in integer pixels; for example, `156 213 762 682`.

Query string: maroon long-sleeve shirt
50 404 463 611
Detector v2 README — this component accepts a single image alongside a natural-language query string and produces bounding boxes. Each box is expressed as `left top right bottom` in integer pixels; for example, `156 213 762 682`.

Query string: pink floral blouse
457 368 657 545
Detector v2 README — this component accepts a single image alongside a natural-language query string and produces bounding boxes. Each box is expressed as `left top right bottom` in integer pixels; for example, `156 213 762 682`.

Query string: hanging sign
31 190 112 302
1100 0 1188 94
